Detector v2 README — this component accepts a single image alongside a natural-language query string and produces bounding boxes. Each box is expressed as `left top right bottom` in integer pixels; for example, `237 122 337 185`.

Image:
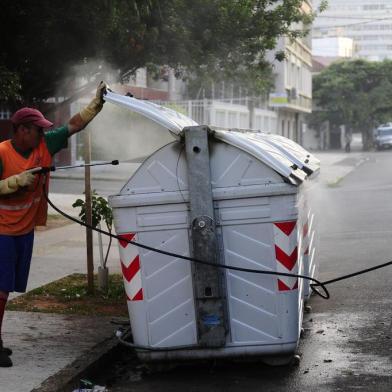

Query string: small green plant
72 191 113 268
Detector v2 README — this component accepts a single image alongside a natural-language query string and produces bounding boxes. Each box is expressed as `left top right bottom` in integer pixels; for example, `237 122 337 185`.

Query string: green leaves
72 191 113 231
1 0 315 103
72 191 114 268
312 59 392 149
314 59 392 128
0 65 21 104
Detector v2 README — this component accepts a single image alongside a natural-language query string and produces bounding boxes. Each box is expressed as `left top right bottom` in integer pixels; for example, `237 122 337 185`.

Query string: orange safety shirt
0 139 52 235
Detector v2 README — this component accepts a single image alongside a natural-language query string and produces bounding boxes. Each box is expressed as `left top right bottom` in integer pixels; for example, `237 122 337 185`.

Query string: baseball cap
11 107 53 129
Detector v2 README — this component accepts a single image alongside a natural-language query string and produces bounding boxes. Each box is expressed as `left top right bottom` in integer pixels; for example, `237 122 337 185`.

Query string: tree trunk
84 129 94 293
361 128 373 151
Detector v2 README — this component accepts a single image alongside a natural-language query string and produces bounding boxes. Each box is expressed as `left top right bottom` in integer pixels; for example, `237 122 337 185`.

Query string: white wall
312 37 354 57
302 123 319 150
313 0 392 61
209 101 278 133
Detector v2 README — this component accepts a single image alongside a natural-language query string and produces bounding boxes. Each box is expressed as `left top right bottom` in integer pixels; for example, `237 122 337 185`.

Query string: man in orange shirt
0 82 106 367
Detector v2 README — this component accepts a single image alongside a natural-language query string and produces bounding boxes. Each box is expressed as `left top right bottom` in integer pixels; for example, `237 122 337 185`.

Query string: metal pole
98 223 104 268
184 125 226 348
84 128 94 292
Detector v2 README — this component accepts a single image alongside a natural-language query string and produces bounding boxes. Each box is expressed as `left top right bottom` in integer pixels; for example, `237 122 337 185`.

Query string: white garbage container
105 92 320 363
247 131 320 301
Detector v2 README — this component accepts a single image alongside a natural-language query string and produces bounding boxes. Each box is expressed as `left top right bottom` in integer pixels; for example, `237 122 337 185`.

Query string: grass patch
7 273 128 317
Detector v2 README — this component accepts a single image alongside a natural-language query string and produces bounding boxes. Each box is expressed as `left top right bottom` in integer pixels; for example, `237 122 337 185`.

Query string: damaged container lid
227 130 320 176
213 130 306 185
104 91 197 137
251 132 319 175
104 91 316 185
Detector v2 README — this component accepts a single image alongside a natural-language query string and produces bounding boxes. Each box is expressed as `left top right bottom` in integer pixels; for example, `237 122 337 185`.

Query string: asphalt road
82 151 392 391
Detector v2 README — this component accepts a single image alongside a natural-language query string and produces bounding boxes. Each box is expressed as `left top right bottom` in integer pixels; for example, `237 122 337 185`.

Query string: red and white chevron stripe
303 207 314 257
303 218 309 255
118 233 143 301
273 220 298 291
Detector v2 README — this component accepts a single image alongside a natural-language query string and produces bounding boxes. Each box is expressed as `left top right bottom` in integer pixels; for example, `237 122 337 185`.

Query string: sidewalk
0 149 366 392
0 313 115 392
315 150 367 185
1 217 122 391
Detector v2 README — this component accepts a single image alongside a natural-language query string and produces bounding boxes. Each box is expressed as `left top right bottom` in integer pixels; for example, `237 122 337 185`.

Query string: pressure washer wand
56 160 119 170
28 160 119 174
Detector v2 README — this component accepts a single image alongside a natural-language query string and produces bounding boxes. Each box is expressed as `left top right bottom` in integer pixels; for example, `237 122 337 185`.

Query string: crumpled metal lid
104 91 313 185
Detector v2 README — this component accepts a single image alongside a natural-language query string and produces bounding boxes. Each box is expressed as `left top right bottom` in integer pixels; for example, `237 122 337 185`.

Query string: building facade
313 0 392 61
312 36 354 57
267 0 313 144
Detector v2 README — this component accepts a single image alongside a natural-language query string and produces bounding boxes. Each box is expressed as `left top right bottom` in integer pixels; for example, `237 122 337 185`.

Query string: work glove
79 81 107 123
0 171 35 195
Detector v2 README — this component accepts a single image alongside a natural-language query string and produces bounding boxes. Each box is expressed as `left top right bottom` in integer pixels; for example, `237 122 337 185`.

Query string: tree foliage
1 0 317 104
312 59 392 148
0 64 22 103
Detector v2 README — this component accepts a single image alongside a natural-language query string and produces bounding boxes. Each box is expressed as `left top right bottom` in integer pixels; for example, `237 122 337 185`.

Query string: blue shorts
0 231 34 293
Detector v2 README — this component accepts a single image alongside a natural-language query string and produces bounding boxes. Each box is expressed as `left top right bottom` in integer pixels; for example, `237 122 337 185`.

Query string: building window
228 112 237 128
216 110 226 128
0 110 11 120
240 113 248 129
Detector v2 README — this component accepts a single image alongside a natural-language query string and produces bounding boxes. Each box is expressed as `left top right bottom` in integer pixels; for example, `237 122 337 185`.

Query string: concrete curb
31 335 120 392
325 156 368 187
